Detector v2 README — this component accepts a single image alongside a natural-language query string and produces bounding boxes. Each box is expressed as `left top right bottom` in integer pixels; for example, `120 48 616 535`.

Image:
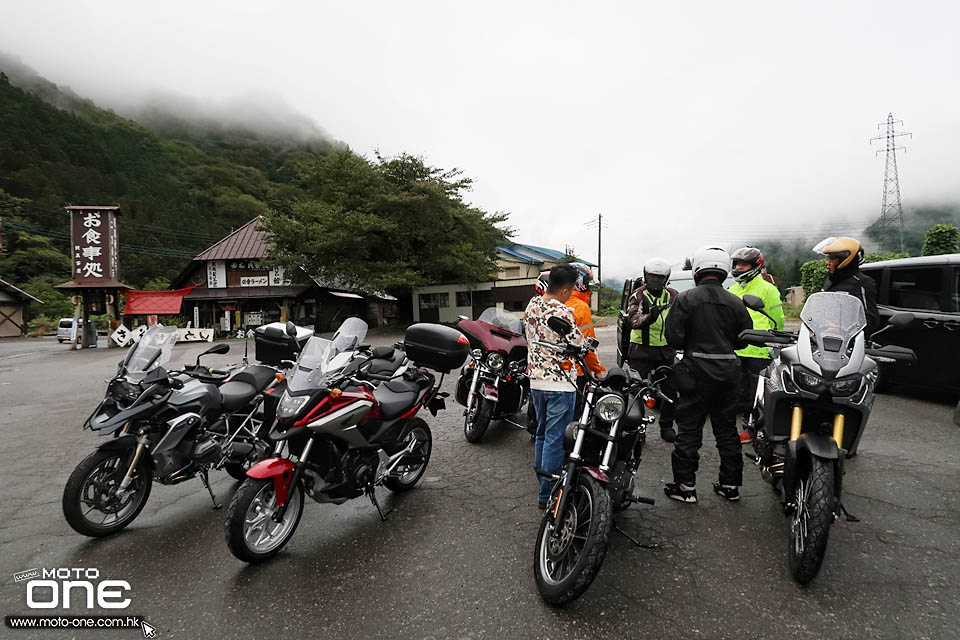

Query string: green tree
142 276 171 291
18 275 74 322
921 224 959 256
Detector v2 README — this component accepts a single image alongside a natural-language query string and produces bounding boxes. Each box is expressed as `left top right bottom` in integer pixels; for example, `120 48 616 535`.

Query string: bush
921 224 959 256
800 260 828 297
26 314 56 337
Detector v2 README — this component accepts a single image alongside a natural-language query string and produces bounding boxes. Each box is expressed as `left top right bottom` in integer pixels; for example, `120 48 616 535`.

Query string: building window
456 291 472 307
419 292 450 309
888 267 944 311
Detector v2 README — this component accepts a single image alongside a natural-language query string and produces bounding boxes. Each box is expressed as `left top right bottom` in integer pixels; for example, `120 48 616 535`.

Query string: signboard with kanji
69 207 119 284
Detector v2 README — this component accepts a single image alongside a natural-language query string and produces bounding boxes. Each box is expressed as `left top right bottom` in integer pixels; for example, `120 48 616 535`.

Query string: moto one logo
24 568 131 609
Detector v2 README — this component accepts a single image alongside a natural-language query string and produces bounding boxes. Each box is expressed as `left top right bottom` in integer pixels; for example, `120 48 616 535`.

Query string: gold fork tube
832 413 846 449
789 406 803 441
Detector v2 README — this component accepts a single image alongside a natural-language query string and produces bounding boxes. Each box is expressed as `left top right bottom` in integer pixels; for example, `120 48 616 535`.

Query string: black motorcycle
62 326 279 537
455 307 533 442
531 316 666 605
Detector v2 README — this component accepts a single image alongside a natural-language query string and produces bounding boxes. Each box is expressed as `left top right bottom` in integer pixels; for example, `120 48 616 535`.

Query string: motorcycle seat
374 378 421 419
368 348 405 377
219 380 260 413
229 365 277 391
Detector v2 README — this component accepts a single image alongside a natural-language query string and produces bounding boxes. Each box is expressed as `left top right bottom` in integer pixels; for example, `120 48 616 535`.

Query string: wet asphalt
0 326 957 639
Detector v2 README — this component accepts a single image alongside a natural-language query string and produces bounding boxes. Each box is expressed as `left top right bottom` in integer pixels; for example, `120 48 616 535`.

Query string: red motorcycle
224 319 468 562
455 307 534 442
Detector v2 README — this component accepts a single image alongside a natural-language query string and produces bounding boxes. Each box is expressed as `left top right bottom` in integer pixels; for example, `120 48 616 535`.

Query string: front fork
273 437 314 522
547 386 596 534
465 365 482 416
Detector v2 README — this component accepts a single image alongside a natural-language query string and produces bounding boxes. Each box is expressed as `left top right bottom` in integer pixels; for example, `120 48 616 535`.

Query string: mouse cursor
141 620 158 638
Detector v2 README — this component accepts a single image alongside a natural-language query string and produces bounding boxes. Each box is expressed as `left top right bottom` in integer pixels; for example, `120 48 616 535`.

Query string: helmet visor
645 274 667 290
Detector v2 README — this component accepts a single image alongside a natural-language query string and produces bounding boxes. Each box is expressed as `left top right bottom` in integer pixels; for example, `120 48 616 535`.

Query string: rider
625 257 679 442
563 263 605 415
663 246 753 504
728 247 785 444
814 236 880 337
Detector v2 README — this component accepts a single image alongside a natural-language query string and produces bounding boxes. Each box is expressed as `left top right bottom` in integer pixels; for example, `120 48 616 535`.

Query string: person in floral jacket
524 264 586 509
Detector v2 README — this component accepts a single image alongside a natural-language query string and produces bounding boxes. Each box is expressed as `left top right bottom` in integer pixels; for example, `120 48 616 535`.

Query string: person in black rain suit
663 247 753 503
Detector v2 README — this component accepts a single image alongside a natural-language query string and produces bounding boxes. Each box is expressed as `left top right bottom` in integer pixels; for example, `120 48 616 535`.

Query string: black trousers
737 356 770 425
628 357 677 427
671 363 742 487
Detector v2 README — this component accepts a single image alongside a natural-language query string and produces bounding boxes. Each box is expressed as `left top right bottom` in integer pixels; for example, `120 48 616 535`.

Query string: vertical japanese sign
206 261 226 289
69 207 119 284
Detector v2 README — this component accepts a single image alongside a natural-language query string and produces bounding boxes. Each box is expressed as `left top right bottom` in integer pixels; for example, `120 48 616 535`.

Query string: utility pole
585 213 607 309
871 114 911 253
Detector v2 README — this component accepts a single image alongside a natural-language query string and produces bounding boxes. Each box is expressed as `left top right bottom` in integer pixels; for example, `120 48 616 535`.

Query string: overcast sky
2 1 959 280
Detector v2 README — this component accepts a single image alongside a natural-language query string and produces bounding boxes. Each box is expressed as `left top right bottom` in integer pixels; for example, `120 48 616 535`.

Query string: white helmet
692 246 731 283
642 257 672 291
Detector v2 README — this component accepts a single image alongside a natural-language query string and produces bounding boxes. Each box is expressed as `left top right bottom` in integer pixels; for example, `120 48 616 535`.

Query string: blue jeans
531 390 576 503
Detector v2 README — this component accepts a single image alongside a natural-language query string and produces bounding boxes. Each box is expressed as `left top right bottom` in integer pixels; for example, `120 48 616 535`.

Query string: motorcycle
531 315 667 605
62 326 281 537
224 319 468 562
455 307 533 442
739 291 916 584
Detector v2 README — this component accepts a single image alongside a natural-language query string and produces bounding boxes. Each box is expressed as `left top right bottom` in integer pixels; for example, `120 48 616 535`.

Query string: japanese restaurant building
171 217 397 336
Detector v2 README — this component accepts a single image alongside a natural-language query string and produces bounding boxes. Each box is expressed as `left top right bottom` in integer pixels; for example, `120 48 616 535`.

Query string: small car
861 254 960 395
56 318 82 343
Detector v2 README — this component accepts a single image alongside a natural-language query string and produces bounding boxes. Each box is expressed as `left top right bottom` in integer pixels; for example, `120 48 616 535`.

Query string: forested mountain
0 55 509 322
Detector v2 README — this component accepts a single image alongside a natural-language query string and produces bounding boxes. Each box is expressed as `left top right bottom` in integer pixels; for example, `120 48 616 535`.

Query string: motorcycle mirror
196 342 229 365
458 315 469 321
285 321 298 339
547 316 573 337
142 366 166 384
742 294 765 311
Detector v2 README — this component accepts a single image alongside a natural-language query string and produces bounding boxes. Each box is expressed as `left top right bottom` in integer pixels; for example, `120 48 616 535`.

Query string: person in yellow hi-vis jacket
728 247 785 443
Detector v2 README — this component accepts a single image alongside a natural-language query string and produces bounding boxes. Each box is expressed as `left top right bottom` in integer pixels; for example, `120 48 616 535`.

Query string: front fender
481 382 499 402
95 435 139 452
783 434 842 500
246 457 296 507
582 466 611 484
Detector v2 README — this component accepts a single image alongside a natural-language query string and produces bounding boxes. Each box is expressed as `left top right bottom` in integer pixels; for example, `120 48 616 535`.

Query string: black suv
861 254 960 399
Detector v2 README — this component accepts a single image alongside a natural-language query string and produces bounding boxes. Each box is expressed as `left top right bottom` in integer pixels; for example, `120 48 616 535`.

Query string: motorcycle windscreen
332 317 369 353
124 325 179 382
477 307 523 335
286 337 336 393
800 292 866 377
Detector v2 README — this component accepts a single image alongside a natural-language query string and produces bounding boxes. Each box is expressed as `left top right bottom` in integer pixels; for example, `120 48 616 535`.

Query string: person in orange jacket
565 263 605 416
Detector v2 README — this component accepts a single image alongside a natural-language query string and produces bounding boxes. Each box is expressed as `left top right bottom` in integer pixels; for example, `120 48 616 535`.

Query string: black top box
254 323 313 367
404 323 470 373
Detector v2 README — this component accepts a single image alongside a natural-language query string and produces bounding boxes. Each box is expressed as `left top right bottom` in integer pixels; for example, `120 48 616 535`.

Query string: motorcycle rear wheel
225 477 304 563
383 419 432 492
62 448 152 537
788 457 835 585
463 397 493 443
534 473 613 605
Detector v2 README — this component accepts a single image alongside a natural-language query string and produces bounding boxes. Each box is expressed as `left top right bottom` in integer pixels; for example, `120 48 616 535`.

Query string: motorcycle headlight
486 352 505 371
830 375 862 396
793 368 825 393
595 394 625 423
471 348 483 360
276 391 310 419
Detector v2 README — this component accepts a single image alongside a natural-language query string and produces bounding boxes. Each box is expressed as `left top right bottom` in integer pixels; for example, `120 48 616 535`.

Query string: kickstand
199 469 221 510
839 502 859 522
614 525 660 550
368 488 391 521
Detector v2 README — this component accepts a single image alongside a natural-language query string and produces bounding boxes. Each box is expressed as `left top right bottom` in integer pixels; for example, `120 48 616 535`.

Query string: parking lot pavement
0 326 957 639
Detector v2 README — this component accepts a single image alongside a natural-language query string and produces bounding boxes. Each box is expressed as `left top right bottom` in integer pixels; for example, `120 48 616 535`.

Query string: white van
56 318 82 343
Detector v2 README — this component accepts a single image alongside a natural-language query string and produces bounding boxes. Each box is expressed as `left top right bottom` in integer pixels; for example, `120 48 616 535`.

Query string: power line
4 221 198 258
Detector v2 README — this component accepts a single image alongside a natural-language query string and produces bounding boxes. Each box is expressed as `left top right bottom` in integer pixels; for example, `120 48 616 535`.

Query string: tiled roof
194 217 268 261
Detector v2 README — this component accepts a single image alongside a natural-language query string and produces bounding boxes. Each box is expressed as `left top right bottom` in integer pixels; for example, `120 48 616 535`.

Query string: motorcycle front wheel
788 456 835 585
534 472 613 605
225 477 304 563
383 419 432 493
62 448 152 537
463 397 494 443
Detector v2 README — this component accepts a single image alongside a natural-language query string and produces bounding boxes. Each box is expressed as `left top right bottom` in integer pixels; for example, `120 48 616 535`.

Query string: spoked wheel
63 448 152 537
788 457 835 585
225 477 304 562
463 396 493 443
534 473 613 605
383 419 432 493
